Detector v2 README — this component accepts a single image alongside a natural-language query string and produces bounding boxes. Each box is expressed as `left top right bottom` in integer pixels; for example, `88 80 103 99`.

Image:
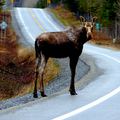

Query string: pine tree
0 0 6 11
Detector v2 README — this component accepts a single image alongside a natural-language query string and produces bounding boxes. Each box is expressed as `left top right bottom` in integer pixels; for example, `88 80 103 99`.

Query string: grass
0 42 60 100
0 54 60 100
50 5 80 26
0 12 60 100
90 31 120 50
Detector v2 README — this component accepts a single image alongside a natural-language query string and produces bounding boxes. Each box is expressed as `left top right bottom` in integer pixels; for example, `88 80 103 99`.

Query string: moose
33 16 97 98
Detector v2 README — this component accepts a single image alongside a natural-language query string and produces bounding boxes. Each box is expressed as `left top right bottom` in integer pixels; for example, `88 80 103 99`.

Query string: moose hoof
69 90 77 95
33 93 38 98
40 91 47 97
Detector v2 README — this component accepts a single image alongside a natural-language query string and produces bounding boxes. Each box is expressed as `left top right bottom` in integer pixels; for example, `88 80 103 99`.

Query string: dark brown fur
33 25 92 98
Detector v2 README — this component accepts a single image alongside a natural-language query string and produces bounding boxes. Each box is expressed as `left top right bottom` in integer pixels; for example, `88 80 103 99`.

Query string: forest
35 0 120 42
36 0 119 26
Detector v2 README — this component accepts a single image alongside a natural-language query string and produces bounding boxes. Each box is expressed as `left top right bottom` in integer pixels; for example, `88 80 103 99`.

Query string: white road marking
28 8 46 32
88 50 120 64
17 8 60 41
53 51 120 120
16 8 34 41
39 9 60 31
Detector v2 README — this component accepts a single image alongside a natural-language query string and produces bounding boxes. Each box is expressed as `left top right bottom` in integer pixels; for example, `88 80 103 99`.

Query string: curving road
0 8 120 120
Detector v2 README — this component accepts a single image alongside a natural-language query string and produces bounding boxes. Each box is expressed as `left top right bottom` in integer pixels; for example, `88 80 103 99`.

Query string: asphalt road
0 8 120 120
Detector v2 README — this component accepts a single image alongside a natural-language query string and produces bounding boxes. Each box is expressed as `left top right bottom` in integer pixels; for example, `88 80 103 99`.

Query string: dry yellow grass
0 45 60 100
90 31 120 50
50 5 80 26
0 12 60 100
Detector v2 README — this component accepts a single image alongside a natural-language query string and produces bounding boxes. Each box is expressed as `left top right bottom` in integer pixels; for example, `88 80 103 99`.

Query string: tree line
64 0 118 25
36 0 119 27
0 0 5 12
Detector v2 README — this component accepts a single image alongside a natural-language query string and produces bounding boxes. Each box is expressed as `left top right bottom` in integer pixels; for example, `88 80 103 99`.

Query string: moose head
33 15 97 98
80 16 97 40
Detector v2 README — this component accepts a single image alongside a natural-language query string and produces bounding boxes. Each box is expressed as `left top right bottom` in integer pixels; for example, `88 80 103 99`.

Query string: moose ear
80 16 86 25
92 16 97 25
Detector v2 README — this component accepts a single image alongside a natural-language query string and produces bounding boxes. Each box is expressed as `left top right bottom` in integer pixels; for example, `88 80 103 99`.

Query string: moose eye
91 27 93 31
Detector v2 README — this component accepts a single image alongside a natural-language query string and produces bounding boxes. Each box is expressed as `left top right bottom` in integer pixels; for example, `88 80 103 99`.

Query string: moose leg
33 58 41 98
39 54 48 97
69 56 79 95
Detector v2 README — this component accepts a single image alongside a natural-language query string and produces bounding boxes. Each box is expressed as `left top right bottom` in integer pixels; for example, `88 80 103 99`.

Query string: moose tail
35 39 40 58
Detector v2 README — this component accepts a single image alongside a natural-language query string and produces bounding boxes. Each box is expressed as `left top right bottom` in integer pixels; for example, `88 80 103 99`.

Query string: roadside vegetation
0 2 59 100
36 0 119 25
36 0 120 50
51 6 80 26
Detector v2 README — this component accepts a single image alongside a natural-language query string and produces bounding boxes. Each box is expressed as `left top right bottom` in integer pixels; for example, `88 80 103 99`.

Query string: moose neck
76 27 89 45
